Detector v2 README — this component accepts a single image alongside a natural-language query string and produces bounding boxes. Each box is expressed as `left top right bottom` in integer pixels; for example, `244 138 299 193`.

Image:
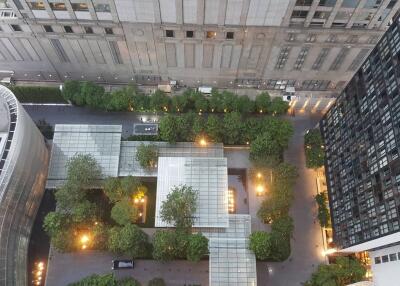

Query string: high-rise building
0 0 399 95
0 85 49 286
320 14 400 285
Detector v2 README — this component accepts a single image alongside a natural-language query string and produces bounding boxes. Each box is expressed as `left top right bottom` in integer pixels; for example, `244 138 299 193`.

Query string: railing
0 8 17 19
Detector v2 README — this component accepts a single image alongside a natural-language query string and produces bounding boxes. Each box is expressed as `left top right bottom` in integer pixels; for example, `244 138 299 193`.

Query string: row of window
26 1 110 12
374 252 400 264
165 30 234 40
295 0 383 8
43 24 113 34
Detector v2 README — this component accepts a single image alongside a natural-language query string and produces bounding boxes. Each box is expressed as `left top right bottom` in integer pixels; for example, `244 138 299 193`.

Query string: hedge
10 86 67 103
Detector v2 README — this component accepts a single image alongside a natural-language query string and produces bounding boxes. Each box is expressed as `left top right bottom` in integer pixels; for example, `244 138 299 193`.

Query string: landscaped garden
44 154 209 264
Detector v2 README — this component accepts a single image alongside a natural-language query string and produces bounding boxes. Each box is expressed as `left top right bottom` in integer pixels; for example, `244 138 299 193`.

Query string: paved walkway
257 112 325 286
45 250 209 286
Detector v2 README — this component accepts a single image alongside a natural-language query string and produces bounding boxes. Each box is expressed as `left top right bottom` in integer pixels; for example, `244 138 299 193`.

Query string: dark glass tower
320 17 400 249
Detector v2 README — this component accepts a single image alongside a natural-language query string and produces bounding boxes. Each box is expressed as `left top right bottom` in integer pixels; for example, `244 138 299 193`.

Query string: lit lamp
256 184 264 195
322 248 337 256
80 234 90 250
199 138 207 147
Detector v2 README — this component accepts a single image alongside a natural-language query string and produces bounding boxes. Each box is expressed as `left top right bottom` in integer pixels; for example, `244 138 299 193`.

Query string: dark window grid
275 47 291 70
312 48 330 70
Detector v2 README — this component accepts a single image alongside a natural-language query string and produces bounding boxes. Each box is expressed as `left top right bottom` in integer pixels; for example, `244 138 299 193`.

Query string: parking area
133 123 158 135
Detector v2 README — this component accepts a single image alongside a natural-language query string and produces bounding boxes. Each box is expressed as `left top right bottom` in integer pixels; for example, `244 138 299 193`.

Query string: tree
192 92 209 112
133 93 150 111
62 80 83 105
261 117 293 149
222 112 243 145
206 115 223 142
66 154 102 188
249 231 272 260
271 215 294 238
221 91 239 112
268 97 289 115
147 278 166 286
269 231 291 261
304 257 366 286
136 144 158 170
43 212 67 237
187 233 209 262
111 200 139 225
305 129 325 169
171 94 190 112
103 176 141 203
108 224 149 258
237 95 255 114
51 229 76 252
152 230 181 262
209 89 224 112
81 81 105 109
150 90 170 111
159 114 179 143
255 92 271 113
315 192 331 228
191 115 205 140
159 185 198 230
68 274 141 286
250 133 282 168
105 87 132 111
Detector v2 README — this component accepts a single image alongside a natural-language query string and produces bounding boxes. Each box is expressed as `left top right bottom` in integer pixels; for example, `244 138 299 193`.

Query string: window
64 26 73 33
312 48 330 70
27 1 45 10
43 25 53 32
84 26 93 34
186 30 193 38
49 2 67 10
389 253 397 261
71 3 88 11
306 34 316 42
226 32 234 39
382 255 389 263
374 257 381 264
94 3 110 12
11 24 22 32
165 30 174 37
287 33 296 41
105 27 113 34
206 31 217 39
291 10 308 18
295 0 312 5
109 41 123 64
275 46 291 70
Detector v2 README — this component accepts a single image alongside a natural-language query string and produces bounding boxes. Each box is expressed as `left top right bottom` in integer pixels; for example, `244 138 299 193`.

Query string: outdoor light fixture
199 138 207 146
256 184 264 194
322 248 337 256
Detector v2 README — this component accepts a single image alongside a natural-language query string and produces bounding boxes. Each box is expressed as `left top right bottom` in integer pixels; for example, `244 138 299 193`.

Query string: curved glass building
0 85 49 286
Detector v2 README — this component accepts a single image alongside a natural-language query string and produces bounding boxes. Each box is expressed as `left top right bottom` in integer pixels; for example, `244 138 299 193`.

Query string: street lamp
199 138 207 146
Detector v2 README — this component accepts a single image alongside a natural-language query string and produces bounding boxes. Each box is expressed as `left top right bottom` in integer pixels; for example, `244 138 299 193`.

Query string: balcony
0 8 17 19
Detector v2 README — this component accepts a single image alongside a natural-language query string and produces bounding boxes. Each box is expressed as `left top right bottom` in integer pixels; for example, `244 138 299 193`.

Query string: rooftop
155 157 229 228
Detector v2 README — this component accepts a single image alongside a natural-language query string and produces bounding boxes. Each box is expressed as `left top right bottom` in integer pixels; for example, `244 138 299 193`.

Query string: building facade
0 0 399 94
0 85 49 286
320 10 400 250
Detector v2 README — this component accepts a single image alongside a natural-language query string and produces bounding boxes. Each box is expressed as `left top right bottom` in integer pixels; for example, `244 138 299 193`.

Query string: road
24 105 160 137
257 112 325 286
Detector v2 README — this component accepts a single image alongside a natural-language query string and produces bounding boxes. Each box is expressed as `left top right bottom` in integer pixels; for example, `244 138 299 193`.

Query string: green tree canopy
305 129 325 169
103 176 141 203
255 92 271 113
250 133 282 168
108 224 149 258
66 154 102 188
160 185 198 230
43 211 68 237
209 89 224 112
268 97 289 115
150 90 170 111
68 274 140 286
152 230 187 261
136 144 158 170
205 115 223 142
160 185 198 229
111 200 139 225
81 81 105 109
315 192 331 228
223 112 243 145
187 233 209 262
158 114 179 143
305 257 366 286
249 231 272 260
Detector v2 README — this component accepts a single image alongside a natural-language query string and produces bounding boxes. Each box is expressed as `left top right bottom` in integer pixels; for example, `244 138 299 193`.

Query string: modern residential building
1 0 399 95
0 85 49 286
320 14 400 286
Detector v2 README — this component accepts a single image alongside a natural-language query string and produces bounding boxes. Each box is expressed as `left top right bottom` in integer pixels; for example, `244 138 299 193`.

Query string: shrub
108 224 150 258
249 231 272 260
136 144 158 170
147 278 166 286
304 129 325 169
315 192 331 228
10 86 66 103
187 233 209 262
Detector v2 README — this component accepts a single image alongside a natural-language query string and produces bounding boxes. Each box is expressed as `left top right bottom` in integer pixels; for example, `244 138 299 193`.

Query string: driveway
257 112 325 286
45 250 209 286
